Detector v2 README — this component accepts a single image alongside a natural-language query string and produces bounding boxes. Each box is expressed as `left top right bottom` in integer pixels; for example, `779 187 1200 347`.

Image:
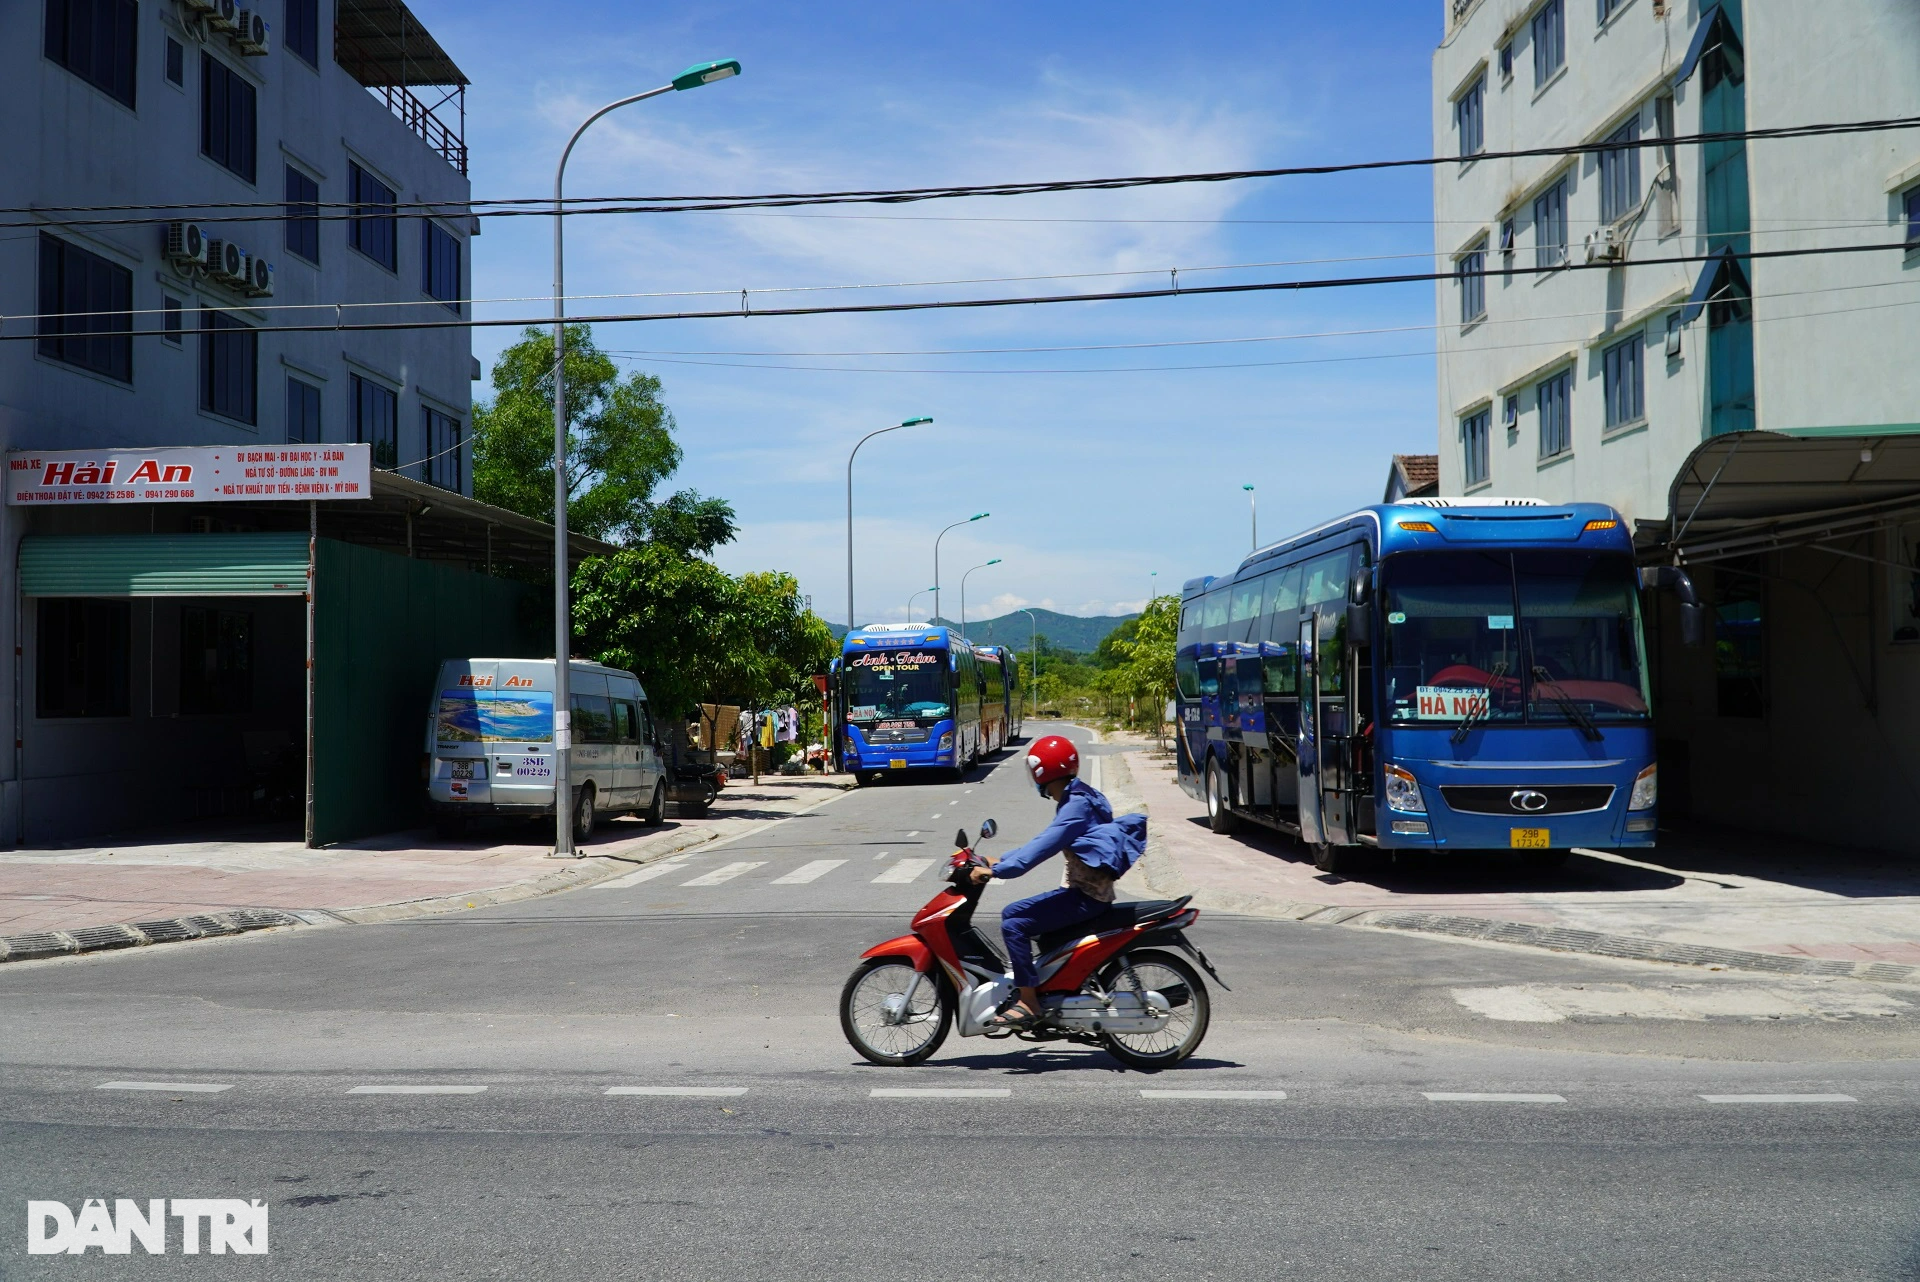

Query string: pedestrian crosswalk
679 861 767 887
595 851 953 891
770 859 847 885
871 858 935 884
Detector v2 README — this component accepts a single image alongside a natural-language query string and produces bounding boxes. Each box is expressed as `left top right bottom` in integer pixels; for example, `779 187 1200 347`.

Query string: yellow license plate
889 759 907 769
1510 828 1551 849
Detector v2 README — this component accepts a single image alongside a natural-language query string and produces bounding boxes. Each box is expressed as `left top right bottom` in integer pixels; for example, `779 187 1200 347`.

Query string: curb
0 909 297 964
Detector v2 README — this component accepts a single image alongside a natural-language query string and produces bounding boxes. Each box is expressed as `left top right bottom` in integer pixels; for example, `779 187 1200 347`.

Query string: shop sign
6 445 371 506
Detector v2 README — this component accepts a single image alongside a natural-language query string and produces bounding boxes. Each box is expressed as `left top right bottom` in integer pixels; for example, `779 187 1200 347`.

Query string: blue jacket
993 778 1148 880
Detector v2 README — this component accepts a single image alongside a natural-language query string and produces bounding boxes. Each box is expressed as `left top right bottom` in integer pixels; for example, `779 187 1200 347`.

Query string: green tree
472 324 736 551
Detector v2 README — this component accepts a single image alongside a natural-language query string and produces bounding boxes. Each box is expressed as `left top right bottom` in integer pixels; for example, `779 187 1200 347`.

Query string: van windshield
437 689 554 743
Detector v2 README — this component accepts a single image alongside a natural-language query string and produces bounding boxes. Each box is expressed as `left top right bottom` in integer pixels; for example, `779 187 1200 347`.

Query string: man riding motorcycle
970 734 1146 1028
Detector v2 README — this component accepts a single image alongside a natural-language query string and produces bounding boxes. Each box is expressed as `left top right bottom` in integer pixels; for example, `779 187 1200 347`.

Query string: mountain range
831 609 1137 654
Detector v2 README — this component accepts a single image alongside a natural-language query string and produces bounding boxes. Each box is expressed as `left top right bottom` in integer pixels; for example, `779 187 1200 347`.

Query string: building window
421 221 461 312
1533 178 1568 269
348 162 398 272
1537 368 1572 459
201 53 257 183
37 233 132 382
422 405 463 491
1532 0 1564 88
1713 565 1765 718
1599 0 1626 21
1599 116 1642 224
1654 94 1679 235
1456 241 1487 325
284 166 320 264
200 310 257 423
1461 408 1491 488
1498 41 1513 82
180 607 253 715
165 36 183 86
1503 393 1520 430
353 373 399 468
163 296 183 344
44 0 136 107
1603 333 1644 428
284 0 319 66
36 598 130 719
286 375 321 443
1905 186 1920 246
1455 75 1484 159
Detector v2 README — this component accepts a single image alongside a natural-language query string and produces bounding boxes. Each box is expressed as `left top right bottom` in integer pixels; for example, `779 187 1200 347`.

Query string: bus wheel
1205 759 1237 834
1311 841 1348 874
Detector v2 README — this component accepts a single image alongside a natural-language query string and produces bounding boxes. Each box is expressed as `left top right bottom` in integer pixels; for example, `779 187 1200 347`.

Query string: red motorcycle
839 821 1225 1070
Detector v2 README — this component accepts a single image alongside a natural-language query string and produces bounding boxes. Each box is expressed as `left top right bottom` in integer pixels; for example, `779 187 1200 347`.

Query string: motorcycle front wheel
840 958 952 1066
1094 949 1210 1071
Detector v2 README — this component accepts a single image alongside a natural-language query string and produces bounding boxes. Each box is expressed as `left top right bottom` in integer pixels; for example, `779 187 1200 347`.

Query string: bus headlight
1628 763 1658 811
1383 763 1425 813
938 732 954 753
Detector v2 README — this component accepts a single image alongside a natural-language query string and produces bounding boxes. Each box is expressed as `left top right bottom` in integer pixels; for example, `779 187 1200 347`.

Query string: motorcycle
839 820 1226 1070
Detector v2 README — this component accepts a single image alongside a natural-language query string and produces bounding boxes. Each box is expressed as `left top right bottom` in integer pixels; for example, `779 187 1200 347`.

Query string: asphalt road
4 725 1919 1280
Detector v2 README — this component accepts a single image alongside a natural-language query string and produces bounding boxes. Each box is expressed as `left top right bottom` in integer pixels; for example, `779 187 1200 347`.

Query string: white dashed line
869 1088 1010 1098
906 831 920 837
591 860 690 889
97 1081 232 1093
680 861 766 886
348 1085 487 1095
1140 1089 1287 1100
770 859 847 885
606 1086 749 1097
873 850 892 860
872 858 935 884
1423 1092 1566 1103
1698 1093 1856 1104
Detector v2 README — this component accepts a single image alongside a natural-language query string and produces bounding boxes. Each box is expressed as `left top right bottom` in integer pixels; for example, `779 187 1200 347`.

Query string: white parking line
1140 1089 1287 1100
771 859 846 885
869 1088 1010 1098
347 1085 487 1095
97 1081 232 1093
605 1086 749 1097
872 858 934 884
1698 1093 1856 1104
1423 1092 1567 1103
591 859 689 889
680 861 766 887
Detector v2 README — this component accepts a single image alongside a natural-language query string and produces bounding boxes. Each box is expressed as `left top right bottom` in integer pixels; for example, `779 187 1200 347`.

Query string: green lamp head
673 60 742 91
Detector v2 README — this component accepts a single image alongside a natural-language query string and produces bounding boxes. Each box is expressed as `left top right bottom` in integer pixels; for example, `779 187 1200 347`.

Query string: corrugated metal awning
333 0 468 87
17 534 310 596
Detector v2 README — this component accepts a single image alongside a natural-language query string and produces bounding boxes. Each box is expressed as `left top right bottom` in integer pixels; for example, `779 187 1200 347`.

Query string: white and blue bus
838 624 988 783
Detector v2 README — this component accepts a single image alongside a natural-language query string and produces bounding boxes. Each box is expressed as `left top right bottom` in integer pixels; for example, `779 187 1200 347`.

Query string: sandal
984 999 1039 1030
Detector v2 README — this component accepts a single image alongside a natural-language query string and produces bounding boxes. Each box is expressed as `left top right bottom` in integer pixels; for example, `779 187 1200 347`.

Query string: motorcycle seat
1033 896 1193 958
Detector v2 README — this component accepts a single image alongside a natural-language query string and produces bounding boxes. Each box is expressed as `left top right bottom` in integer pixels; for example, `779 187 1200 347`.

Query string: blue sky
416 1 1446 626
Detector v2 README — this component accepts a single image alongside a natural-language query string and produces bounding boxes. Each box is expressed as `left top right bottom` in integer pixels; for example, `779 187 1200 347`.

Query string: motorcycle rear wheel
1094 949 1210 1071
840 959 952 1067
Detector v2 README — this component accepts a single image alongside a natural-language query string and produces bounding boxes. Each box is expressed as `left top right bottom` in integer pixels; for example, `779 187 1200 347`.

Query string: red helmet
1024 735 1079 791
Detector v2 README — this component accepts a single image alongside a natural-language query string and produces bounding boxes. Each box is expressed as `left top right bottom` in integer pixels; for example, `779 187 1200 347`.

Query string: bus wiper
1450 660 1506 745
1532 666 1603 741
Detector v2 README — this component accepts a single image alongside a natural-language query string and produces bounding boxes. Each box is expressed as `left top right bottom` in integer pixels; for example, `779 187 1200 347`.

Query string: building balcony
334 0 469 176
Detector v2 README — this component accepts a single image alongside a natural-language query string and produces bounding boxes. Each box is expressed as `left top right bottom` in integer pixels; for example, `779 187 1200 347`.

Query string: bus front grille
1438 785 1616 816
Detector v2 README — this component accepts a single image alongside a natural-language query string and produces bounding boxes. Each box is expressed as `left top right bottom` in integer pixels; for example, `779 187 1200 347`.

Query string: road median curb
0 909 298 965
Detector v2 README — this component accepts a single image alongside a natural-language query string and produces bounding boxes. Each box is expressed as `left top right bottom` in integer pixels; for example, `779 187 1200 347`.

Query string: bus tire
1205 759 1237 834
1311 841 1348 874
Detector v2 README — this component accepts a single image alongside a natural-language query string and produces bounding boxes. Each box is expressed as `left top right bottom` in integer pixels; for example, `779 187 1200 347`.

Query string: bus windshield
1381 550 1649 726
843 649 951 721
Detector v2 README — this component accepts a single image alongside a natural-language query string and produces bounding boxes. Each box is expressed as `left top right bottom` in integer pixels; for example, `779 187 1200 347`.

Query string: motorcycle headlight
1383 763 1425 813
1628 763 1657 811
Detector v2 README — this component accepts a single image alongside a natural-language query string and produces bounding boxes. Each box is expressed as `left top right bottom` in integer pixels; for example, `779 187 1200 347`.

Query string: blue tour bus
1174 498 1698 873
839 624 985 783
974 645 1024 747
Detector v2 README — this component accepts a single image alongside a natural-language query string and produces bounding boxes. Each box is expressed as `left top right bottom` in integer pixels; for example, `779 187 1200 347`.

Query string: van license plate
1510 827 1550 849
889 759 907 769
451 761 476 780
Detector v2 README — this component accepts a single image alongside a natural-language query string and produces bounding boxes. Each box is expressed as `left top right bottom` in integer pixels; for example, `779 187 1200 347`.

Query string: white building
1431 0 1920 852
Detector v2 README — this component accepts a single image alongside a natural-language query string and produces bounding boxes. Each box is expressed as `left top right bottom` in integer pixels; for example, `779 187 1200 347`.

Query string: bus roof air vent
1398 496 1547 508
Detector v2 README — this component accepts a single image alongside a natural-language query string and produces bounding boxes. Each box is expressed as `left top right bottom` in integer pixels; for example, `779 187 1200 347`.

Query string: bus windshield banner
6 444 372 505
1416 685 1490 719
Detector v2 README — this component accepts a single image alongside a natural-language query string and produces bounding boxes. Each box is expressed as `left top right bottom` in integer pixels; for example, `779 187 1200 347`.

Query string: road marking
872 858 934 884
1139 1089 1287 1100
1698 1093 1856 1104
906 831 920 837
680 861 766 886
869 1088 1010 1098
606 1086 749 1097
771 859 846 885
348 1084 487 1094
873 850 891 861
591 859 689 889
97 1081 232 1093
1423 1092 1567 1103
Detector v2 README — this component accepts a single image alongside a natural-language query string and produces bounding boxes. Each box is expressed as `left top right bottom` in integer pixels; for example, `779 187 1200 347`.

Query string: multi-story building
1431 0 1920 851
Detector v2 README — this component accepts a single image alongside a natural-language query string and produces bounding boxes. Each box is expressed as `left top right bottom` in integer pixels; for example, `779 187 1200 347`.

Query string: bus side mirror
1640 566 1705 648
1346 600 1371 647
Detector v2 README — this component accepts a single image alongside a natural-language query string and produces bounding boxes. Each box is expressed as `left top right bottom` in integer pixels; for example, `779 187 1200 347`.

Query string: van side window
570 694 615 743
611 699 639 743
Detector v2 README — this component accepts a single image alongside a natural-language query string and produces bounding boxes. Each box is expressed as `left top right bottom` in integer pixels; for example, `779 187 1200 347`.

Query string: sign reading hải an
5 444 372 505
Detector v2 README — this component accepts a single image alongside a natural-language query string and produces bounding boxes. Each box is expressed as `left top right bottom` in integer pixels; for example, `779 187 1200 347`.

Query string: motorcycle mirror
978 818 997 841
954 827 969 850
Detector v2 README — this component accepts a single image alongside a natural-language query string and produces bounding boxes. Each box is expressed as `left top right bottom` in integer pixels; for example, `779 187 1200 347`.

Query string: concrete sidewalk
1097 734 1920 983
0 775 852 956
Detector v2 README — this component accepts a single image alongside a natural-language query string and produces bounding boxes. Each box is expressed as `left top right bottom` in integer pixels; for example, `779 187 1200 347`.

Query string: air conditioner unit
233 8 269 53
246 257 274 297
163 221 209 269
1583 226 1625 263
206 0 238 31
206 238 246 284
179 0 218 13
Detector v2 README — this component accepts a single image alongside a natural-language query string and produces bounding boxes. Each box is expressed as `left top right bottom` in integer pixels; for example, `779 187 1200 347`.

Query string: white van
424 658 666 839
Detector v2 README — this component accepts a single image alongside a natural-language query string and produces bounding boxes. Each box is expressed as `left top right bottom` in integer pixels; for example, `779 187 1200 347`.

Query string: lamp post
959 558 1001 636
846 416 931 635
933 511 988 625
550 59 740 859
1147 569 1157 606
1243 483 1257 551
1017 607 1039 723
905 585 936 622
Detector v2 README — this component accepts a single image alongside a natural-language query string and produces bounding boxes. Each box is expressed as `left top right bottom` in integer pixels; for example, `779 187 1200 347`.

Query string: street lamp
1147 569 1157 607
1243 484 1257 550
846 416 931 635
933 511 988 625
1017 607 1039 723
905 585 937 622
549 58 740 859
959 558 1002 635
